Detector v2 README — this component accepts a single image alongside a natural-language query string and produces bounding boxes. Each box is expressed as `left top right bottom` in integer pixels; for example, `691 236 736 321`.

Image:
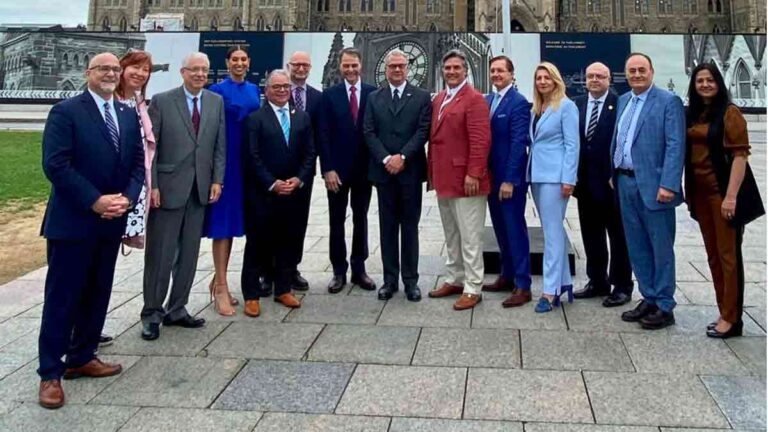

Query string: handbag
122 185 147 250
729 160 765 227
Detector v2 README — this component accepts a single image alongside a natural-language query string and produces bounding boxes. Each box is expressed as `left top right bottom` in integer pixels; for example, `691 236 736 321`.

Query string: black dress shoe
640 309 675 330
292 272 309 291
573 281 610 299
163 314 205 328
404 284 421 302
98 334 114 348
621 300 658 322
141 323 159 341
351 273 376 291
603 291 632 307
378 284 397 300
327 275 346 294
707 321 743 338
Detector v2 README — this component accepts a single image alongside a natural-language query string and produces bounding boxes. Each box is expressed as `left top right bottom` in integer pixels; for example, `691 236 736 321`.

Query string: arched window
338 0 345 10
190 17 199 30
384 22 393 30
587 0 600 14
389 0 395 10
73 53 80 67
658 0 672 14
734 61 752 98
210 17 219 30
84 54 90 65
119 16 127 31
707 0 713 12
102 16 111 31
317 0 324 10
62 53 69 68
255 16 265 30
234 17 242 29
684 0 697 13
273 15 282 30
634 0 648 14
429 22 438 31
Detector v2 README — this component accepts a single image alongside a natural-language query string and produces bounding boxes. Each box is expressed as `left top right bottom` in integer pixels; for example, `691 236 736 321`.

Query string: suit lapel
435 85 468 132
393 84 414 117
114 101 130 158
81 92 112 145
493 91 511 117
595 94 615 137
197 89 214 139
577 98 587 140
357 86 371 128
174 87 197 142
533 107 553 140
631 87 656 144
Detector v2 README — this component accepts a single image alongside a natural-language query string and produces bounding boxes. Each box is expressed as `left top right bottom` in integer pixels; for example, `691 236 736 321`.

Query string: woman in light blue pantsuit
527 62 580 313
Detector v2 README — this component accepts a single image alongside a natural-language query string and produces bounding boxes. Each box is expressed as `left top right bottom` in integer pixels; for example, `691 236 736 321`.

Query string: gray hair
266 69 291 85
441 49 468 70
182 52 210 68
384 49 408 65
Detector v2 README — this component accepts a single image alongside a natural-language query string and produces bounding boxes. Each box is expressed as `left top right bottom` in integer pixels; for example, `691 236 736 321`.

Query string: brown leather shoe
39 379 64 409
428 283 464 298
244 300 261 317
63 358 122 380
274 293 301 308
482 277 514 292
502 288 532 308
453 293 482 310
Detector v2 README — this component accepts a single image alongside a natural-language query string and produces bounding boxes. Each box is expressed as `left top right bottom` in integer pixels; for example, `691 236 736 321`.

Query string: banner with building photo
199 32 285 87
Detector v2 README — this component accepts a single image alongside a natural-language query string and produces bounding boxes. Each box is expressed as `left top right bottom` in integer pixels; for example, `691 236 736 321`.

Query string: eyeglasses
269 84 292 90
387 64 407 70
289 62 311 69
183 66 210 74
89 65 122 74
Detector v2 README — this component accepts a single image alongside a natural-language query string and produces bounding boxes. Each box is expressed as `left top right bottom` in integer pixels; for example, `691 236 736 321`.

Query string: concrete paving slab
307 324 419 365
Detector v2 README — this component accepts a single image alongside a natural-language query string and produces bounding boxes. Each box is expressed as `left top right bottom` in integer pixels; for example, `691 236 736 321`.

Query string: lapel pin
406 93 411 97
608 105 614 110
290 109 296 115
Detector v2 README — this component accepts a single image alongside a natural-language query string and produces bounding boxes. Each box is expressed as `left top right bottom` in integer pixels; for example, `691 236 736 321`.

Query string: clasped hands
92 194 130 219
273 177 302 196
385 154 405 175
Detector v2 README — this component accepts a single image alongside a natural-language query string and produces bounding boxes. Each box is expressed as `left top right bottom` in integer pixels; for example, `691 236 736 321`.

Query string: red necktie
349 86 358 124
192 96 200 136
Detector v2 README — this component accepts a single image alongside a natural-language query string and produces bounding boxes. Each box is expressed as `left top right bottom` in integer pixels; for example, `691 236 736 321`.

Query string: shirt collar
345 80 361 94
447 79 468 98
494 83 513 99
588 91 609 105
389 81 406 95
269 101 290 113
183 85 202 100
630 84 653 101
88 88 113 109
291 83 306 92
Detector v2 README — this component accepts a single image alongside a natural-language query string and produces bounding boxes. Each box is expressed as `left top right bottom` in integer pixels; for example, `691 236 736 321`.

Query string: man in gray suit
141 52 226 340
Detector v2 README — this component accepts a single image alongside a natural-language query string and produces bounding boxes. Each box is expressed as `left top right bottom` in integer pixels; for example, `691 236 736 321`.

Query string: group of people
35 44 760 409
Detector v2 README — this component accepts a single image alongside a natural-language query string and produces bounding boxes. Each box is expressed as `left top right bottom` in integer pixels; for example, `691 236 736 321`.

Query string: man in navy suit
573 62 633 307
286 51 322 291
241 69 316 315
37 52 144 409
612 53 685 330
482 56 533 308
318 48 377 293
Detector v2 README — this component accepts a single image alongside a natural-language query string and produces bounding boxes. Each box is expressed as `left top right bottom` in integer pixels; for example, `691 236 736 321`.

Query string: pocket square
497 114 507 118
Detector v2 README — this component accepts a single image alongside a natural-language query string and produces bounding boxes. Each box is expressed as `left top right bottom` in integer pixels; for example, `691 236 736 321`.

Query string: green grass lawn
0 131 49 209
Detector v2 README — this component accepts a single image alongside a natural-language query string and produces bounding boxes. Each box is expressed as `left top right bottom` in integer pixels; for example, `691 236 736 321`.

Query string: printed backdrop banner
199 32 284 86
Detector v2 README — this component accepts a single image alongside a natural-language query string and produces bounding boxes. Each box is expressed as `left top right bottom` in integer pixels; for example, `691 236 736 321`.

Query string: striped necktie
613 96 638 168
585 100 600 141
279 107 290 145
103 102 120 153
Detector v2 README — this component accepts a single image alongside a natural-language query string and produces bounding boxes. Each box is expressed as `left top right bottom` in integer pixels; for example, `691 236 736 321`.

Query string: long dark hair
686 62 731 125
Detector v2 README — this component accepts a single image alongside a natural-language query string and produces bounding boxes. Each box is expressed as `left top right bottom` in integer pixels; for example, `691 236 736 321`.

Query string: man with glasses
38 52 144 409
241 70 316 315
572 62 634 307
141 52 226 341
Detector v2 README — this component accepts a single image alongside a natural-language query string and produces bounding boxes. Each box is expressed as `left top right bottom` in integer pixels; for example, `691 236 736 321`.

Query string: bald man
572 62 634 307
38 52 144 408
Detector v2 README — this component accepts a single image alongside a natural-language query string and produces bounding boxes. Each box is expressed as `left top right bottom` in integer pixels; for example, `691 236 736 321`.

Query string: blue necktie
103 102 120 153
279 107 290 145
490 92 502 116
613 97 638 168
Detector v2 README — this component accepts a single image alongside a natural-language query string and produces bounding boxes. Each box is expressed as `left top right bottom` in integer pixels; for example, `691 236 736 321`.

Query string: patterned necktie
279 107 290 145
349 85 358 124
613 96 638 168
293 87 305 111
392 88 400 107
103 102 120 153
191 96 201 136
585 100 600 141
490 92 502 116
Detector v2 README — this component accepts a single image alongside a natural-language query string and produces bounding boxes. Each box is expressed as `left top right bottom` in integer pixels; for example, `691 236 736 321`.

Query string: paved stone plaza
0 122 765 431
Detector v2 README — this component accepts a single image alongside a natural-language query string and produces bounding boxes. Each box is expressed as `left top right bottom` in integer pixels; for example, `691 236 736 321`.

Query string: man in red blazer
427 49 492 310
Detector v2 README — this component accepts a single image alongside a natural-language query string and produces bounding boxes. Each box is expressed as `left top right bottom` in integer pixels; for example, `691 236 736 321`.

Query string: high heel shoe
706 321 743 339
535 296 558 313
559 285 574 304
209 281 236 316
209 278 239 306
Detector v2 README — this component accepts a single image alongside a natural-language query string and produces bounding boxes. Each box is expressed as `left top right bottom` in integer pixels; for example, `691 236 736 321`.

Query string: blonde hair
531 62 567 116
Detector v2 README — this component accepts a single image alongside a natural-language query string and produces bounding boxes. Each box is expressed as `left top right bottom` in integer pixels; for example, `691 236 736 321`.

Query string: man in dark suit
318 47 377 293
285 50 322 291
573 62 634 307
241 69 316 317
37 52 144 409
142 52 226 340
364 48 432 302
482 55 533 308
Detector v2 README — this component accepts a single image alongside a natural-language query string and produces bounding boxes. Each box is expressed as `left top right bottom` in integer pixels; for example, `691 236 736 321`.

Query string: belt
615 168 635 177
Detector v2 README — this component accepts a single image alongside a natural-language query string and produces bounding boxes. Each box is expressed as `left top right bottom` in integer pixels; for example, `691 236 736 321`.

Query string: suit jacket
289 84 322 123
317 81 376 182
610 85 685 210
363 83 432 185
148 86 226 209
429 83 491 198
573 92 618 201
41 91 144 240
528 97 580 185
487 87 531 187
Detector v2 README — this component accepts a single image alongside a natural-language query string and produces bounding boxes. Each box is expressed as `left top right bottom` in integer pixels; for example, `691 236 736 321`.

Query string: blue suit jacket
486 88 531 187
41 91 144 240
317 81 376 182
610 85 685 210
527 97 580 185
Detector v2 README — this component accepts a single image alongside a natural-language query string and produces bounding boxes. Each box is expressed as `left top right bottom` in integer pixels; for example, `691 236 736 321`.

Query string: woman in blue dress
204 46 261 316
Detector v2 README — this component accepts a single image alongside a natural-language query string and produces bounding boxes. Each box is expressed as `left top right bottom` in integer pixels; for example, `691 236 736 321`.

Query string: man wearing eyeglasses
140 52 226 341
241 70 316 315
37 52 144 409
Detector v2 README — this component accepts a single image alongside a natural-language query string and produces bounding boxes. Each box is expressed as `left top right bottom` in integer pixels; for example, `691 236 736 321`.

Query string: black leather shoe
621 300 658 322
141 323 159 341
327 275 346 294
404 284 421 302
98 334 114 348
163 314 205 328
603 291 632 307
378 284 397 300
351 273 376 291
573 281 610 299
706 321 743 338
292 272 309 291
640 309 676 330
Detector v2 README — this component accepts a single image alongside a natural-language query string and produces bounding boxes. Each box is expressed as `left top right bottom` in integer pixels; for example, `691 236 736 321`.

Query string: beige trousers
437 196 487 295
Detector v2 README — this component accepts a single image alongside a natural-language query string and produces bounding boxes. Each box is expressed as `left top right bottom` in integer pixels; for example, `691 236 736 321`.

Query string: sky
0 0 90 27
